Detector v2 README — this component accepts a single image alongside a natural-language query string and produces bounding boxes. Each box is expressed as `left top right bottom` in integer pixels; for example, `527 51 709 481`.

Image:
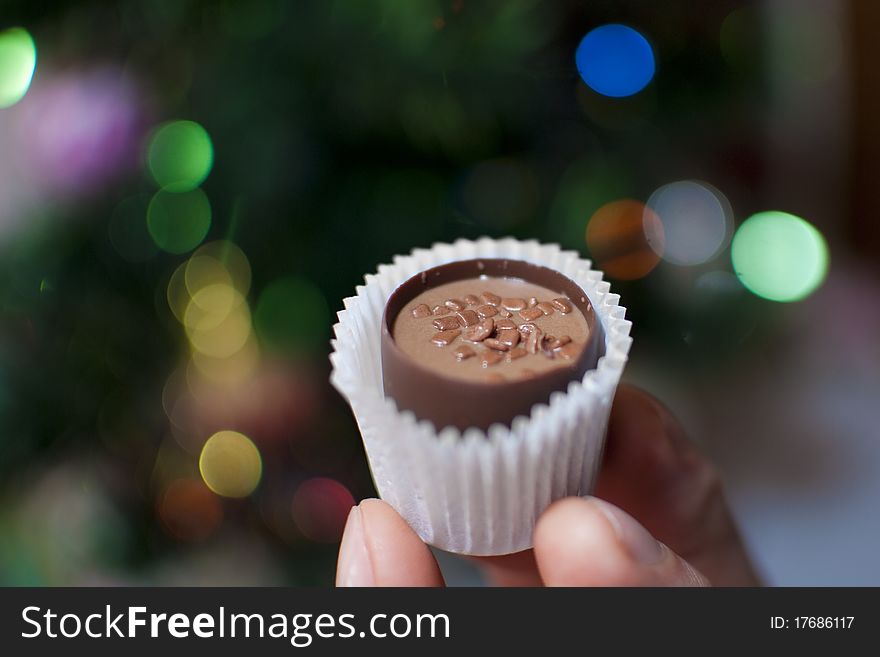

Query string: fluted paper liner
330 238 632 555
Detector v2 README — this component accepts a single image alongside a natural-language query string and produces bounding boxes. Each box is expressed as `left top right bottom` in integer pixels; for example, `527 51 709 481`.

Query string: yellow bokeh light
188 334 260 388
188 241 251 295
185 297 252 359
199 430 262 498
184 283 245 331
185 255 234 297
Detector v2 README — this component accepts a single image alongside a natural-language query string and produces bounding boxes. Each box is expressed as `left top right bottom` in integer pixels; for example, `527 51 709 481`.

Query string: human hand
336 385 760 586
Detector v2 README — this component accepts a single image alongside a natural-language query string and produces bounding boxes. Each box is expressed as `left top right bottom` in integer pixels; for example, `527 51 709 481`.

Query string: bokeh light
731 211 829 302
147 120 214 192
147 188 212 254
188 335 261 388
186 240 252 297
184 283 246 332
773 10 843 84
198 430 262 498
185 288 252 359
575 24 655 98
291 478 355 543
0 27 36 108
15 70 142 195
254 277 329 354
158 478 223 542
646 180 733 266
586 199 665 280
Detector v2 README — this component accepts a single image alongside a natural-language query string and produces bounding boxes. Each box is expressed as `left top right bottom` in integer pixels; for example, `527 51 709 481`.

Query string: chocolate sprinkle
484 338 509 351
432 316 461 331
411 303 432 318
463 318 494 342
496 328 520 348
431 329 461 346
456 309 480 327
475 304 498 319
551 298 573 314
445 298 466 311
501 297 527 311
481 291 501 306
454 345 476 361
519 307 544 321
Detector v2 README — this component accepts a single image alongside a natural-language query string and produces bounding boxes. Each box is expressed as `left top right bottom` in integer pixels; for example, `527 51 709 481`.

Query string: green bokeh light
254 277 328 353
147 120 214 191
731 211 829 302
0 27 36 109
147 189 212 254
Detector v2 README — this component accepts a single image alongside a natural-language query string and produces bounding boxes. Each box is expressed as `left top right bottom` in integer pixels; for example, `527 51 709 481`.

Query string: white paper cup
330 238 632 555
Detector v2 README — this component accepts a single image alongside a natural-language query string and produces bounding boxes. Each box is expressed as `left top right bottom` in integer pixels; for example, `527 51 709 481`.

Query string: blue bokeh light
575 24 655 98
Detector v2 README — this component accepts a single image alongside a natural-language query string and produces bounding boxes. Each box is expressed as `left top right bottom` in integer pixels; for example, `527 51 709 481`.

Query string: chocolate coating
381 259 604 431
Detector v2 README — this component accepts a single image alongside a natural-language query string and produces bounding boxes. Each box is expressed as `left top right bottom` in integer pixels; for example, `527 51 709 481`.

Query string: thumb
534 497 709 587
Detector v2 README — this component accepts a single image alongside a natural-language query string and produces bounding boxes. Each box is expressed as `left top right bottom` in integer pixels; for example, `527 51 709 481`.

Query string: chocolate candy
382 258 603 430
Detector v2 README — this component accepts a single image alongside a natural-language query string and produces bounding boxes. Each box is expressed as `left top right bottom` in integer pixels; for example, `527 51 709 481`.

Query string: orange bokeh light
585 199 665 280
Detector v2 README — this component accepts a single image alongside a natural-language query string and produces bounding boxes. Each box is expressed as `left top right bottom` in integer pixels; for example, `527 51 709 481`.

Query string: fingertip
535 497 709 587
534 497 637 586
355 498 445 587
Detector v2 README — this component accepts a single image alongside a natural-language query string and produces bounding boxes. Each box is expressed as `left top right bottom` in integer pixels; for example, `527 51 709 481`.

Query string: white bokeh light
645 180 733 266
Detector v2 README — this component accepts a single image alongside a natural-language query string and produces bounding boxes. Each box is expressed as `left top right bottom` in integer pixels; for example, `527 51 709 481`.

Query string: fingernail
589 497 664 565
336 506 375 586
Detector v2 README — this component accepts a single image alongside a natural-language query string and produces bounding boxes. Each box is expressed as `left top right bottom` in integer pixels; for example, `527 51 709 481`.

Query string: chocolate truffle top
392 277 590 383
380 258 603 430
